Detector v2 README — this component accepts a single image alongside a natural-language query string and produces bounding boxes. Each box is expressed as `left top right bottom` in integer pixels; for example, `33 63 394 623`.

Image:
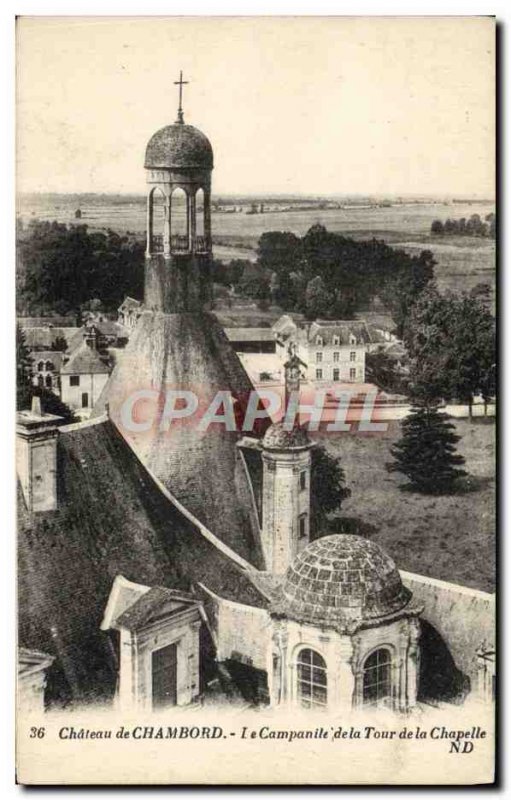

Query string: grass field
317 417 495 593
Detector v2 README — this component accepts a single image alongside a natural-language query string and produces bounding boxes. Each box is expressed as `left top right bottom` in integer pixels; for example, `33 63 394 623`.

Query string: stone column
146 190 153 257
190 190 196 251
337 636 356 711
163 189 171 257
204 189 212 248
406 618 421 710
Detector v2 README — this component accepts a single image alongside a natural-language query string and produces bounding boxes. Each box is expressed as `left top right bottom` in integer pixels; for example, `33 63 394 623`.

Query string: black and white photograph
13 14 496 785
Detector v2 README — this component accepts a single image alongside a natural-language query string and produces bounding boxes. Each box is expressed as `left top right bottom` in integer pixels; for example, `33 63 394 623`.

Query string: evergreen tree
387 406 467 493
16 324 33 411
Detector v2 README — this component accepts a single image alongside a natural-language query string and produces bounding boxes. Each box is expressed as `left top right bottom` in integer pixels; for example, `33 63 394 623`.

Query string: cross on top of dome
174 70 189 124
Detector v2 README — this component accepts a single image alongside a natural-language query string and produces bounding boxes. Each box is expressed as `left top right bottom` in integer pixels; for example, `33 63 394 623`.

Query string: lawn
317 417 496 593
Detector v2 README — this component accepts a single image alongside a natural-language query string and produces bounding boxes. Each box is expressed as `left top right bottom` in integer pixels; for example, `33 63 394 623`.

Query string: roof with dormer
61 341 111 375
306 320 373 346
18 417 268 704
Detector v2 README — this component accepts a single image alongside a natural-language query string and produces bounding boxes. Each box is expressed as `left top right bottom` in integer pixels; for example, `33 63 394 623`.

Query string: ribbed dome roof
262 422 311 451
144 123 214 170
275 535 412 632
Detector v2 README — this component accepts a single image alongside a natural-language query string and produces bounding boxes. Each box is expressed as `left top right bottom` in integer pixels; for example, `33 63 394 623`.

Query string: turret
261 422 314 574
143 72 213 312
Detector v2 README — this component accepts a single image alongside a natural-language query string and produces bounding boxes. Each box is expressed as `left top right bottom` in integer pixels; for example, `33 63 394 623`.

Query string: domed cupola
275 534 413 633
145 124 213 171
262 421 311 451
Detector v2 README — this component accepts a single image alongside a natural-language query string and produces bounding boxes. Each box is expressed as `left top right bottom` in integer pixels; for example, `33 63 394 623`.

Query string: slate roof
18 417 267 704
61 342 111 375
306 320 373 346
94 310 266 570
224 328 275 343
145 123 214 170
22 327 77 351
114 586 199 632
272 534 419 633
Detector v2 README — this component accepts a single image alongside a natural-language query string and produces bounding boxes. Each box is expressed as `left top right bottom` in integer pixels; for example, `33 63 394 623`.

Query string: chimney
16 397 63 513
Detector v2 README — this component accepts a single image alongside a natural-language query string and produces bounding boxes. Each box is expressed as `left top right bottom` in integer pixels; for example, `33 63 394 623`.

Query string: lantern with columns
143 72 214 312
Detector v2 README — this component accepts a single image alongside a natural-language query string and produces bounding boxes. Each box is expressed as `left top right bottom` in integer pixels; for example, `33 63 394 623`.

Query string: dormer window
333 335 340 346
349 334 357 345
316 336 323 346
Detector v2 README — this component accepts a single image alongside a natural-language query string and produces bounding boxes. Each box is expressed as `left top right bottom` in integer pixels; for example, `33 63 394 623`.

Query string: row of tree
431 212 495 238
213 225 436 336
17 220 145 316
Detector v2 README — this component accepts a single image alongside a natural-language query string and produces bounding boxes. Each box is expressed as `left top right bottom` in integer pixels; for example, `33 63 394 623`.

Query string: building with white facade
274 316 373 384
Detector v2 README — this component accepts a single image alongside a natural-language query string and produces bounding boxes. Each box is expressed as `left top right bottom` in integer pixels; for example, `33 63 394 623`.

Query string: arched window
37 374 44 388
37 361 44 372
362 648 392 706
195 187 205 238
45 374 52 388
170 187 188 249
149 187 166 253
296 648 327 709
45 360 54 371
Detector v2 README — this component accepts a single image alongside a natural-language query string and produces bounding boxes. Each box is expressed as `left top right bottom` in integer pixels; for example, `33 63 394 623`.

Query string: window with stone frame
316 368 323 380
333 351 340 362
298 512 307 537
362 648 392 706
316 351 323 363
299 470 307 491
296 648 327 709
70 375 80 386
350 351 357 362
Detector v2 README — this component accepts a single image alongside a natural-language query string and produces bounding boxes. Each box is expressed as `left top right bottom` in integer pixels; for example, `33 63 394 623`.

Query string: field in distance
17 194 495 301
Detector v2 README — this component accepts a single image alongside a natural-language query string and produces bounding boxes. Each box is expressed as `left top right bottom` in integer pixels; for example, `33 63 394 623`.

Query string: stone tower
260 352 314 574
260 422 314 575
143 73 213 312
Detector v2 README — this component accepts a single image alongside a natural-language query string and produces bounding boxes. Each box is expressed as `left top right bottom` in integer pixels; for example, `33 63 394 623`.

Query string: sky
16 16 495 197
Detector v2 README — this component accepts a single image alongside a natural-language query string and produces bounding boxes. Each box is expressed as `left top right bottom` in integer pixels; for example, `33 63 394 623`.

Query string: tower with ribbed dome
144 72 214 312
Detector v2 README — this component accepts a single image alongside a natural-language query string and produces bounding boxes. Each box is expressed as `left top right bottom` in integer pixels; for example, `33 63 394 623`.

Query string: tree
387 406 467 493
310 444 351 537
17 221 145 316
431 220 444 235
304 275 330 319
382 249 436 339
257 231 303 275
365 350 408 394
17 325 76 421
51 335 69 352
16 325 33 411
405 288 495 416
